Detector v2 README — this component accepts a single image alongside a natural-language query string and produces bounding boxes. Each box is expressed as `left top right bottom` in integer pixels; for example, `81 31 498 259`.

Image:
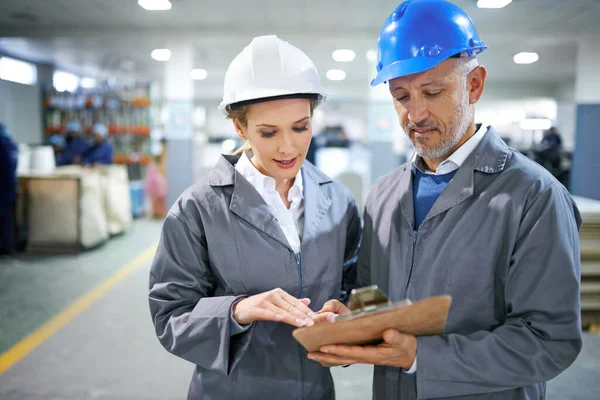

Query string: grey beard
416 91 472 159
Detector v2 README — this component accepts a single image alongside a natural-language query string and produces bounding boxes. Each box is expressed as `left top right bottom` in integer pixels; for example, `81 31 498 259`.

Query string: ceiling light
477 0 512 8
519 118 552 131
332 49 355 62
190 68 208 80
366 49 378 63
326 69 346 81
513 52 539 64
151 48 171 61
0 56 37 85
80 77 97 89
53 70 79 92
138 0 172 11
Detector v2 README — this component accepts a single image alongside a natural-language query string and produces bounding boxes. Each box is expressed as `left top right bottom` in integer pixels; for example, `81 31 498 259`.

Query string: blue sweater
413 169 457 229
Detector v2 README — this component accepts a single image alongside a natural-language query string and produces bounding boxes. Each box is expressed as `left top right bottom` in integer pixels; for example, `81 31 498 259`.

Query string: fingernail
307 355 314 360
327 314 335 322
308 312 316 318
305 298 311 305
306 319 314 326
276 314 282 320
296 318 305 325
321 348 329 354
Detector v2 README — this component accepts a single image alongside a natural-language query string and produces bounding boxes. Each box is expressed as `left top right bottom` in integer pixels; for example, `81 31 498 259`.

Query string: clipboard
292 286 452 352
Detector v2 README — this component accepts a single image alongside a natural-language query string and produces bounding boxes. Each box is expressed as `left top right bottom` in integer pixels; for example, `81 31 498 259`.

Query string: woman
148 35 361 399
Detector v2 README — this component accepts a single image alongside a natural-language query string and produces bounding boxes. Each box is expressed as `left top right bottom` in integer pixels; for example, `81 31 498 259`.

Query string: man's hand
307 329 417 369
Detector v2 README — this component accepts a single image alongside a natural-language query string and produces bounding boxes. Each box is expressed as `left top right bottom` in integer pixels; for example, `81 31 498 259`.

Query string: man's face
388 59 475 160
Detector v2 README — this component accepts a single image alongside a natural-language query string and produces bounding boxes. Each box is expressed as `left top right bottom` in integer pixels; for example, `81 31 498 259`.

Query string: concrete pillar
163 42 194 208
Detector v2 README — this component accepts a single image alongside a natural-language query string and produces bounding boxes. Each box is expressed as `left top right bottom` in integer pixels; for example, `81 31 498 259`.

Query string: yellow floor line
0 243 157 376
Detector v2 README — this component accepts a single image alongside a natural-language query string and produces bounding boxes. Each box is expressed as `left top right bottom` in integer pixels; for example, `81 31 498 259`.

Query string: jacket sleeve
356 196 373 289
416 182 583 399
340 195 362 302
148 209 254 375
100 144 113 164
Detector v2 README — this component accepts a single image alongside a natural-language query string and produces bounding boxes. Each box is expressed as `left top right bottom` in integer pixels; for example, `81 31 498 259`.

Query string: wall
575 38 600 105
0 79 43 144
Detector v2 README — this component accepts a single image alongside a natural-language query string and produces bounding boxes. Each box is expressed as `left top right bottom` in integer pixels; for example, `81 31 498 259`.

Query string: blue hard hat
371 0 488 86
66 120 82 132
49 134 66 148
92 123 108 138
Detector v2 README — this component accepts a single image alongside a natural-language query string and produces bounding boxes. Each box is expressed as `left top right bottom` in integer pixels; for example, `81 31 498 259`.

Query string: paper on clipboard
292 289 452 352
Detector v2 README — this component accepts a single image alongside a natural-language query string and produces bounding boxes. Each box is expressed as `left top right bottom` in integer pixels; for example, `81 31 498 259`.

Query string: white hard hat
92 123 108 138
218 35 328 115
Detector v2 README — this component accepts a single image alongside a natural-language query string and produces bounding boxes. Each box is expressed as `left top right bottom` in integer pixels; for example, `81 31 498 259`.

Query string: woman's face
236 98 313 182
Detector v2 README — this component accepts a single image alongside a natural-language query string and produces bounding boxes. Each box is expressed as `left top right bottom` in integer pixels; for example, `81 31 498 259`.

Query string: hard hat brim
219 92 328 116
228 93 322 109
370 46 488 86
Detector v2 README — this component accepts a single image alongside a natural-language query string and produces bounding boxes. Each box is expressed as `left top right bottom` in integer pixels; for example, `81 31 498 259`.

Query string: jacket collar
471 126 509 174
397 126 510 229
208 154 333 251
208 154 332 186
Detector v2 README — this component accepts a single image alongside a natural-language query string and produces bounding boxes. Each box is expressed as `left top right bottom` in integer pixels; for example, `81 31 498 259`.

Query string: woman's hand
312 299 351 324
232 288 316 328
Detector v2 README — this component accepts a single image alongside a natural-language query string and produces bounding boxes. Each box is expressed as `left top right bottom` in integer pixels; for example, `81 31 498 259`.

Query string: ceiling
0 0 598 99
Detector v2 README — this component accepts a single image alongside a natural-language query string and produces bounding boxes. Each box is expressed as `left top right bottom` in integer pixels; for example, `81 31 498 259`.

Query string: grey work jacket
357 127 582 400
149 154 361 400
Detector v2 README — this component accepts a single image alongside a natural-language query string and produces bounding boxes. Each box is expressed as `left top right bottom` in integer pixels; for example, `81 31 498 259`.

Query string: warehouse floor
0 219 598 400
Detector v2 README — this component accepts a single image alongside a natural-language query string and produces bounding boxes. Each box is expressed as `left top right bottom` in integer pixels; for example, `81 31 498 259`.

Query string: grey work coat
357 127 582 400
148 154 361 400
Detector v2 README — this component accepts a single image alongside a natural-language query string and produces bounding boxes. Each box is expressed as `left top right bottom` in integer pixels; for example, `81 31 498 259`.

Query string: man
58 120 89 166
0 122 18 255
308 1 582 399
535 126 563 170
81 123 113 166
49 133 66 159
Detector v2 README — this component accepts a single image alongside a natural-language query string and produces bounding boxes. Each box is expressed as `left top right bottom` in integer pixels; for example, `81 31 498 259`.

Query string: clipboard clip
335 285 412 322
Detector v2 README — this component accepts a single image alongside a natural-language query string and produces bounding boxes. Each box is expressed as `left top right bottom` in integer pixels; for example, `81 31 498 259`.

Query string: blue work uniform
0 132 18 254
57 137 89 166
82 141 113 165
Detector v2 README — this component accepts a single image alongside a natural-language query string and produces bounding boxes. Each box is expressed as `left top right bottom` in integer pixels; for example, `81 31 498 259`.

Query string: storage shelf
45 125 150 136
113 154 151 165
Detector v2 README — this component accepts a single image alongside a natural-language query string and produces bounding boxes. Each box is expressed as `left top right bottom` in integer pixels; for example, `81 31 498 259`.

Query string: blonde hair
227 98 320 156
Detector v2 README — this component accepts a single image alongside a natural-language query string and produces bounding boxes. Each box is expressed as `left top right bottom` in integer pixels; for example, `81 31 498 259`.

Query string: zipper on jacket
401 231 418 299
295 252 305 400
398 232 418 399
